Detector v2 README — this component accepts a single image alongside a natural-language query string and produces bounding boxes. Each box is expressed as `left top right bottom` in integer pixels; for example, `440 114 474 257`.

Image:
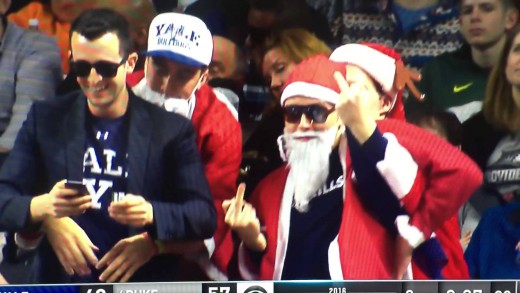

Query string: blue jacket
0 89 217 282
465 202 520 279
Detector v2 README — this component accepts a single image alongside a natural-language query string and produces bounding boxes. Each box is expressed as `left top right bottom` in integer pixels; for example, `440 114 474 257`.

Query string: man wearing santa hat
329 43 477 279
223 46 482 279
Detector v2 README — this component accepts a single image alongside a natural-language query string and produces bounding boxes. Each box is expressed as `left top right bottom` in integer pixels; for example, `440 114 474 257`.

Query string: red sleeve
194 86 242 272
378 119 483 239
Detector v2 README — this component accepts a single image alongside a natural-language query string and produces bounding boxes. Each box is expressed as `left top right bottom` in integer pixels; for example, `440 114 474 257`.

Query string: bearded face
279 126 339 212
133 77 193 118
279 96 341 212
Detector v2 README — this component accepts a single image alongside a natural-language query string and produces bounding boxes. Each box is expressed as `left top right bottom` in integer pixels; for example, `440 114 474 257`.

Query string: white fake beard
281 126 338 212
132 79 196 118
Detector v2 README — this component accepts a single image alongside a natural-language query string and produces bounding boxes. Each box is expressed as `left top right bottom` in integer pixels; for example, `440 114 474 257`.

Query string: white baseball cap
146 12 213 67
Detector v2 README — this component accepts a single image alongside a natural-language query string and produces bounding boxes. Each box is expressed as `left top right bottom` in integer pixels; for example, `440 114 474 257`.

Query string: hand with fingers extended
333 71 378 144
30 180 92 221
96 232 156 283
222 183 266 252
43 217 99 276
108 194 153 227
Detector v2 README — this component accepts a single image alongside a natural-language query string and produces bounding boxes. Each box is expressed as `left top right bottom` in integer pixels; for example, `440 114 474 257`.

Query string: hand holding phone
64 180 89 196
40 180 92 218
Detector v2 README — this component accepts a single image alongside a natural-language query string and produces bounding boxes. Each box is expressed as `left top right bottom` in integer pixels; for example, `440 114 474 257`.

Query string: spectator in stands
462 27 520 277
129 12 242 281
224 50 481 280
8 8 216 283
406 0 518 122
465 199 520 278
208 34 247 111
248 0 333 46
241 28 331 197
8 0 100 73
55 0 156 96
0 0 62 162
463 24 520 172
9 0 156 74
464 25 520 278
330 43 475 279
0 1 61 277
245 0 333 77
331 0 464 70
409 110 480 251
242 0 334 125
209 35 247 86
111 0 157 68
409 110 463 147
261 29 332 102
177 0 250 115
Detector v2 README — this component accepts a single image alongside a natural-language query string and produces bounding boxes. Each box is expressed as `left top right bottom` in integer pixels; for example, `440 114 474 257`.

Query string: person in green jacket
406 0 518 123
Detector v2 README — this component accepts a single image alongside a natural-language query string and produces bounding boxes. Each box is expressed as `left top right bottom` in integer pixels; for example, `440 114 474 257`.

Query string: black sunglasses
70 56 127 78
283 104 335 124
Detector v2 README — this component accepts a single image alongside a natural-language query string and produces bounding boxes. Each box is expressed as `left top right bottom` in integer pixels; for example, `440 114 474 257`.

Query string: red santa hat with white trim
280 54 346 106
329 43 417 121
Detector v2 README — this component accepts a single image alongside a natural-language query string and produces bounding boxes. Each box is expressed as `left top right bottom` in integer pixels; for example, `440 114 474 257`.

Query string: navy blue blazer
0 89 217 282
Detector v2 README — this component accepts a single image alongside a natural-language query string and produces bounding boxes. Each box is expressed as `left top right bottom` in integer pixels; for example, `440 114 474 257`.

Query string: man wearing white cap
129 12 241 280
223 50 481 279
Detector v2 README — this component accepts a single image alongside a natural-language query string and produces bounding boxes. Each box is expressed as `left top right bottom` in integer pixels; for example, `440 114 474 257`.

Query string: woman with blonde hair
242 28 331 197
261 28 331 99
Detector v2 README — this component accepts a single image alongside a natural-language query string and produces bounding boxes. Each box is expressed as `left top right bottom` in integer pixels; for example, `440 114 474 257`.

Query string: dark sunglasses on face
70 56 127 78
283 104 335 124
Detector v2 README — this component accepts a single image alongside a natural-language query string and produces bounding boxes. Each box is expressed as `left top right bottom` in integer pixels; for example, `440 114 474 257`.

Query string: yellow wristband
154 239 165 254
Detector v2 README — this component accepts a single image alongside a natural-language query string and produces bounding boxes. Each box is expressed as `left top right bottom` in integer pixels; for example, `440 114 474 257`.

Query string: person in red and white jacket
128 13 241 280
223 49 482 280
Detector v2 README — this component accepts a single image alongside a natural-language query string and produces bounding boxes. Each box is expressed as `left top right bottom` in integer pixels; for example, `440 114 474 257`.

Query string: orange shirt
8 2 71 73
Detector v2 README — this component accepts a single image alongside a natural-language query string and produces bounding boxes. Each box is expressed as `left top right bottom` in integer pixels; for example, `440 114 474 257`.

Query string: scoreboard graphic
0 281 515 293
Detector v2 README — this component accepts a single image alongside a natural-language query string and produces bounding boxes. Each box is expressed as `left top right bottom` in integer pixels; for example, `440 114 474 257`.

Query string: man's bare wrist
243 233 266 252
30 194 52 223
40 216 57 233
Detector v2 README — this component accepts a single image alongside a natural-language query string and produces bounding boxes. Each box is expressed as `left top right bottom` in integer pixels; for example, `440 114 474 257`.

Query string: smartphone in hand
64 180 89 195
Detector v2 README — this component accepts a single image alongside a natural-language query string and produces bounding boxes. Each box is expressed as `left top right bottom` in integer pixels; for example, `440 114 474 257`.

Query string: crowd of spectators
0 0 519 284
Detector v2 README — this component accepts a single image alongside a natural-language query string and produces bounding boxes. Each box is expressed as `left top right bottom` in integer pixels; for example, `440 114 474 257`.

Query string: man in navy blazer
0 8 216 283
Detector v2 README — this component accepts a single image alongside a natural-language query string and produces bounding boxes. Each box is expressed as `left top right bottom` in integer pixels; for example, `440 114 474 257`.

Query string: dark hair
409 110 463 146
69 8 133 57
